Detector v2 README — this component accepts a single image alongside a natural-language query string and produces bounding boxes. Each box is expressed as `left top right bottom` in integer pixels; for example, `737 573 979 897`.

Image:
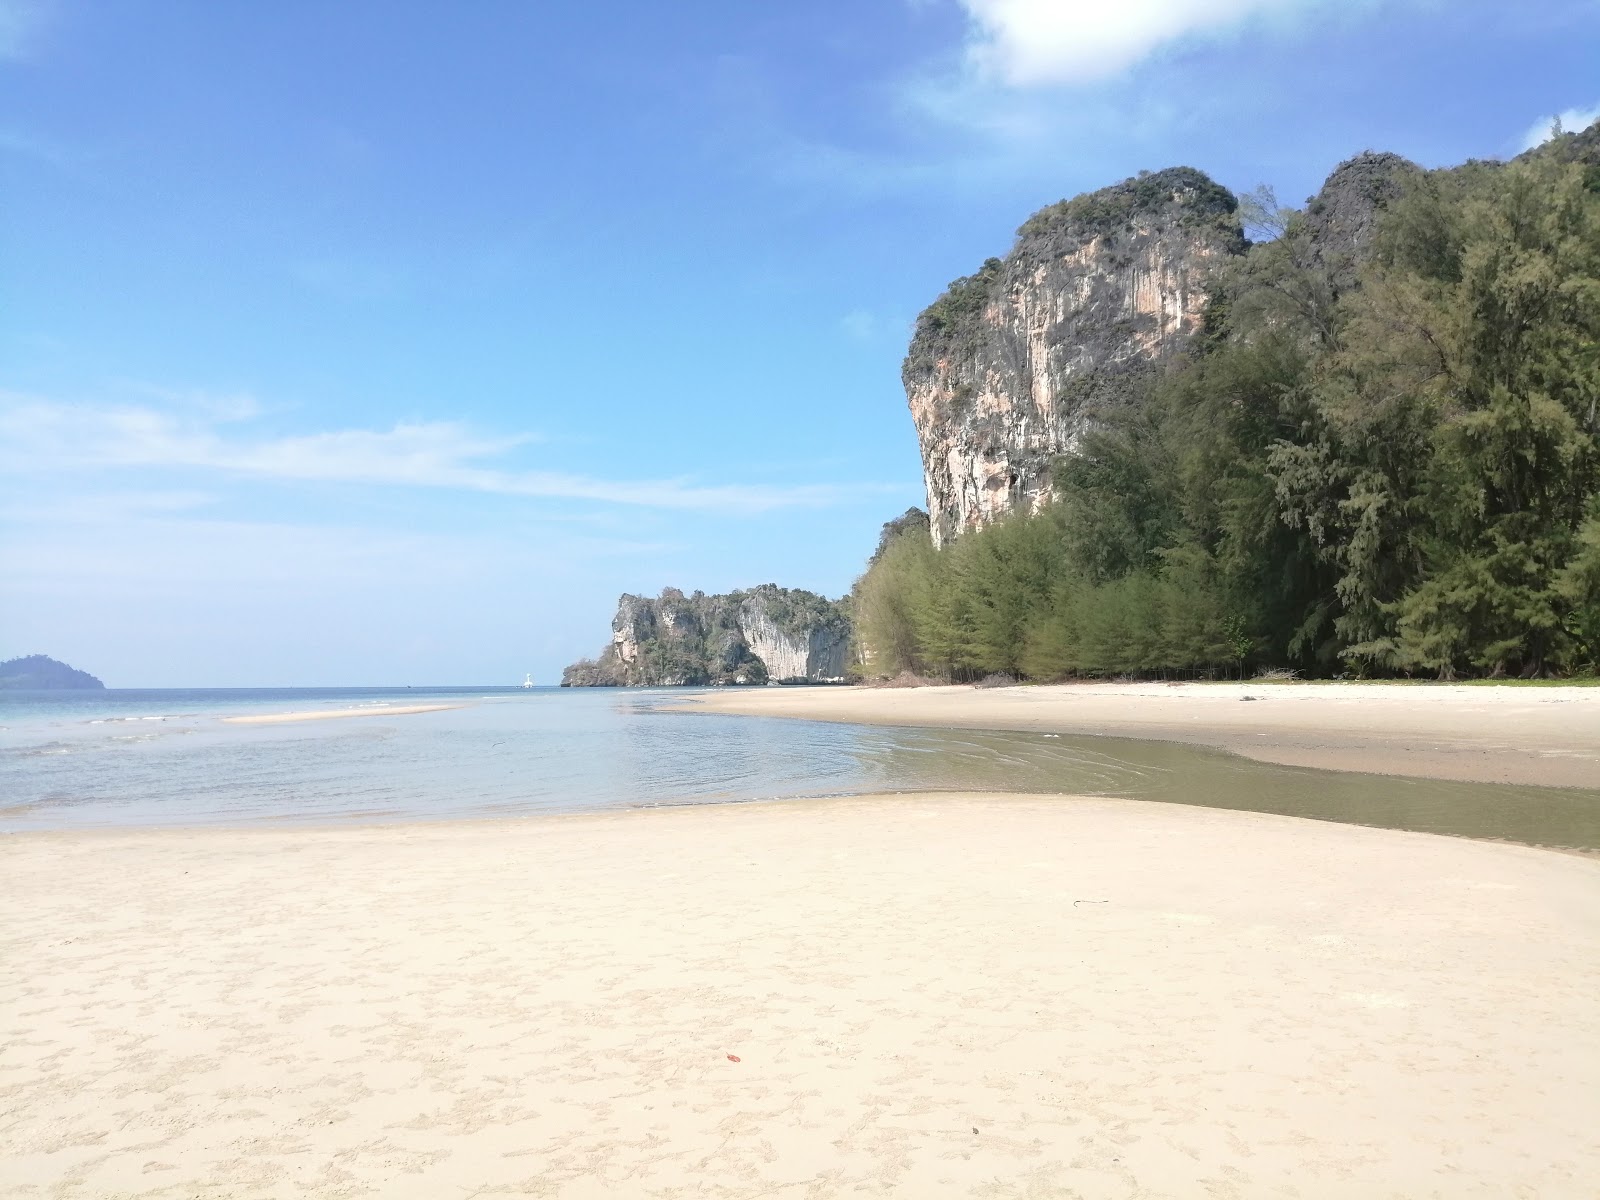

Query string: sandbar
220 703 464 725
690 681 1600 787
4 794 1598 1197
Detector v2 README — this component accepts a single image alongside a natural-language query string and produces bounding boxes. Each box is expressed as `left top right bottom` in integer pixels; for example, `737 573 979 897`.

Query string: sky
3 0 1598 687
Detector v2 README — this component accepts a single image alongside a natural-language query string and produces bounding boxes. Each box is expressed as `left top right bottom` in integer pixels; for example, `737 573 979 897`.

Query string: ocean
3 685 1598 849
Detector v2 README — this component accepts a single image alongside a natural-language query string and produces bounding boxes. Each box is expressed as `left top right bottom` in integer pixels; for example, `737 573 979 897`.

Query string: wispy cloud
1518 102 1600 152
0 501 680 683
0 127 87 171
840 308 914 345
749 0 1411 202
2 511 674 595
0 0 48 60
0 394 901 514
954 0 1364 87
841 309 880 342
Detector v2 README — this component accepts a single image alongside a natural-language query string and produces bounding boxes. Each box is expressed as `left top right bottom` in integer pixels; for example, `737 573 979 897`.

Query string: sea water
2 686 1597 850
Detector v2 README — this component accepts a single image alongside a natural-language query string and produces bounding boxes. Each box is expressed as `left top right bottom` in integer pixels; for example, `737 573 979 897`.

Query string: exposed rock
903 167 1245 546
0 655 105 690
1298 152 1421 287
898 139 1596 552
900 155 1441 546
562 585 850 687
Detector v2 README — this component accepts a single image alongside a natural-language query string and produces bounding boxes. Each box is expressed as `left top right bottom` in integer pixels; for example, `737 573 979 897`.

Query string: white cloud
0 394 899 514
1519 103 1600 152
841 309 915 345
763 0 1370 201
956 0 1341 87
841 309 882 341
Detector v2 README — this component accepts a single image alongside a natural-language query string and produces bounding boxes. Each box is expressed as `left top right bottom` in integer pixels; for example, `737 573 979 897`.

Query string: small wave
0 791 95 816
15 742 75 757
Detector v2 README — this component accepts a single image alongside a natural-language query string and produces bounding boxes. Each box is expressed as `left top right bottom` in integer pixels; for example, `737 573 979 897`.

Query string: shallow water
2 686 1597 850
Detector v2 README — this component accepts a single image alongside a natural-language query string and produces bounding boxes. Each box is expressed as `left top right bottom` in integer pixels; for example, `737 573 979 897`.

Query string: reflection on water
2 687 1597 851
860 723 1600 852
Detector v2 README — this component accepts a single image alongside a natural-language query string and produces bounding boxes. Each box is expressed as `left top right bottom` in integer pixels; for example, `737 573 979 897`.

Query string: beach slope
690 681 1600 786
4 794 1598 1197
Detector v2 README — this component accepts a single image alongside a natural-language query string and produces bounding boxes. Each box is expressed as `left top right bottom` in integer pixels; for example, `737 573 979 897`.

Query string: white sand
220 703 464 725
690 681 1600 787
4 794 1598 1198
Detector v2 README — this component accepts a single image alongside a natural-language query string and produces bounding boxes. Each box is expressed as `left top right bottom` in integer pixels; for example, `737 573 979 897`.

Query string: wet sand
4 794 1598 1198
690 681 1600 787
220 703 465 725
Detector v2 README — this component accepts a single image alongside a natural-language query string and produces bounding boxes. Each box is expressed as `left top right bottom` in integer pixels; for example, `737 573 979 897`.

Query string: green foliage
856 152 1600 681
738 583 850 639
906 259 1006 387
1018 167 1238 241
918 258 1004 339
1275 155 1600 676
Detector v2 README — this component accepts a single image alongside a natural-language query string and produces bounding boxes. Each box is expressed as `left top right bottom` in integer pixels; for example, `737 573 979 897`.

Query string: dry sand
5 794 1599 1198
690 681 1600 787
220 703 465 725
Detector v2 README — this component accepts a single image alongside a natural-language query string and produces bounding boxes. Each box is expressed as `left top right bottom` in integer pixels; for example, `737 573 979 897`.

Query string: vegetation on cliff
0 655 106 689
856 137 1600 680
906 168 1243 383
1017 165 1242 247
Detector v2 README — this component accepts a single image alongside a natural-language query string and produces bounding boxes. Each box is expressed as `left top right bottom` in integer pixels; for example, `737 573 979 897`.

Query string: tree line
854 150 1600 680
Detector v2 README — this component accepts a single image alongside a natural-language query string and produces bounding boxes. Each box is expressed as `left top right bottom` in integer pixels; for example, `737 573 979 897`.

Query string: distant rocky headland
0 655 106 690
562 585 850 687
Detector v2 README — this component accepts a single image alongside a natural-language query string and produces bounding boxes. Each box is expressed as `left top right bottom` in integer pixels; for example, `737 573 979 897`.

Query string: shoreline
686 680 1600 788
5 793 1597 1197
219 702 466 725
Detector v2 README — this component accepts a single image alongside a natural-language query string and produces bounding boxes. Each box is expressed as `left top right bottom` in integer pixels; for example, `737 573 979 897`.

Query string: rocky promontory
904 166 1245 547
562 585 851 687
902 156 1429 546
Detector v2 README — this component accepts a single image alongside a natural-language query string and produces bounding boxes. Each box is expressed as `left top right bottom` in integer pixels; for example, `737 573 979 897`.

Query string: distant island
0 655 106 690
563 585 850 687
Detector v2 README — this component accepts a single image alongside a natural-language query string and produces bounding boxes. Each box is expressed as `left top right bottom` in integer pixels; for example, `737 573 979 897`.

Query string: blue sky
3 0 1597 686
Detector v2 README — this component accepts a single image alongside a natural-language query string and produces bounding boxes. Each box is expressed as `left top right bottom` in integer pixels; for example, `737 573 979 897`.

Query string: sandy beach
690 681 1600 788
5 793 1599 1198
220 703 465 725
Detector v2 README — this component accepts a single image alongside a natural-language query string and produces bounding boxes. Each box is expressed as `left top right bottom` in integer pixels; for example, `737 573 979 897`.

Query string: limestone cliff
897 135 1597 549
562 585 850 687
903 167 1245 546
901 154 1458 545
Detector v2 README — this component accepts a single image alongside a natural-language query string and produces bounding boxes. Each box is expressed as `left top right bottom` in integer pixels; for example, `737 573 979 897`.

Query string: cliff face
562 585 850 687
901 155 1454 546
903 167 1246 547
